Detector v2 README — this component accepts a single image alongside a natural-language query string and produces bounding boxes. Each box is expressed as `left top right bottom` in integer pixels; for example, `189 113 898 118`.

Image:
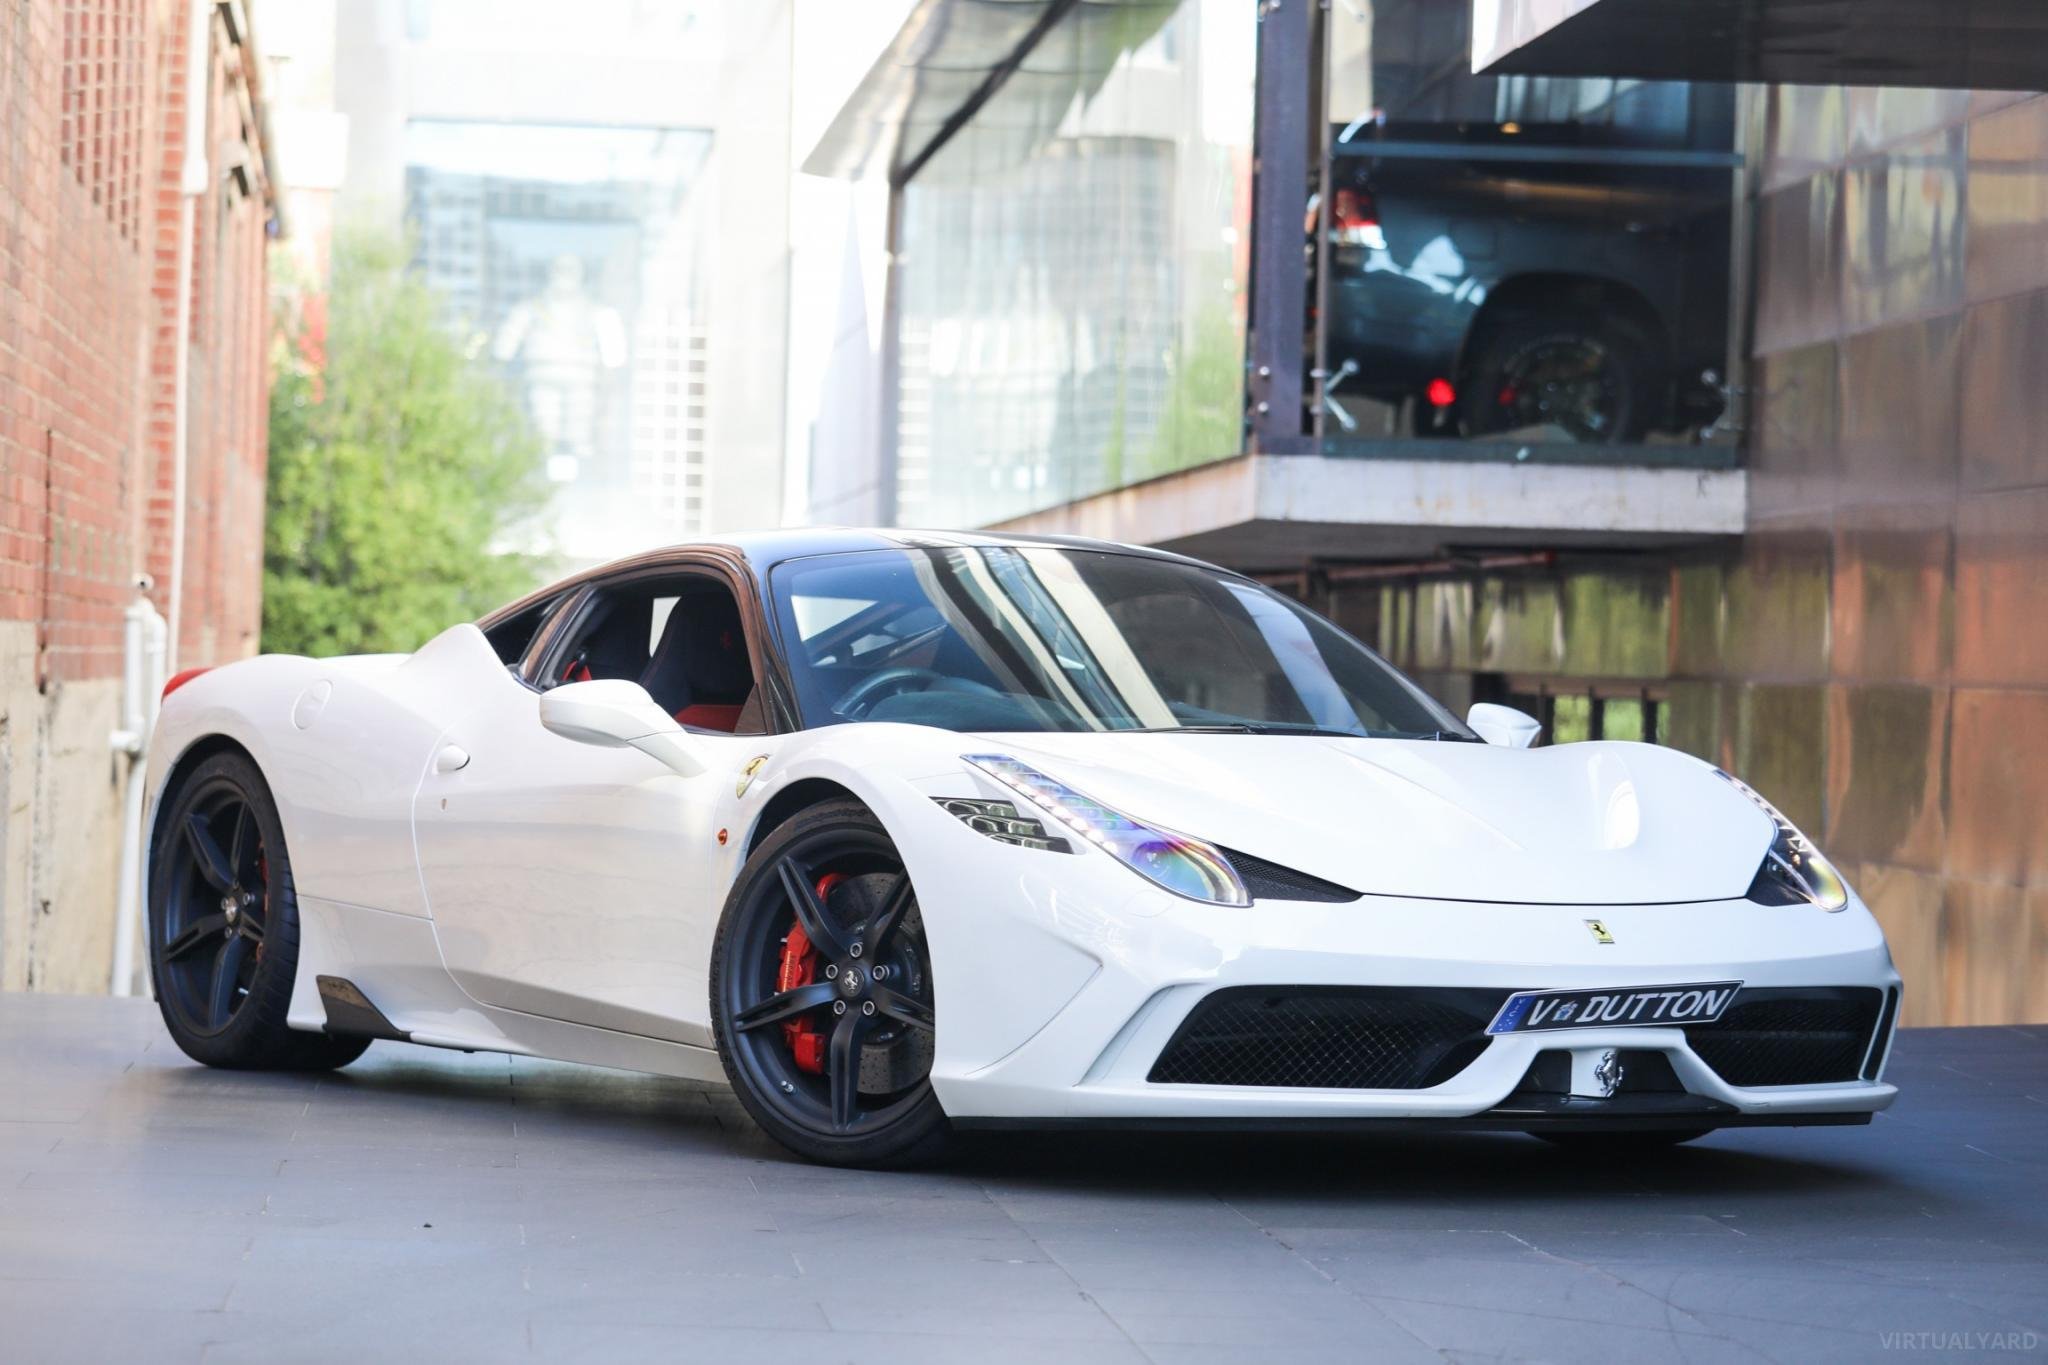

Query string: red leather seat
671 702 744 731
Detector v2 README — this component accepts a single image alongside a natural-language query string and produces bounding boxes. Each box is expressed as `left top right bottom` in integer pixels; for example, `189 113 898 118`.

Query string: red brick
1 0 269 683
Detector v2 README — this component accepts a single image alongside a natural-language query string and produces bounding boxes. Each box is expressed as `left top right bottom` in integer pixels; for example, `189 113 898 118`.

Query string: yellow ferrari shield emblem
1584 918 1615 945
735 755 768 798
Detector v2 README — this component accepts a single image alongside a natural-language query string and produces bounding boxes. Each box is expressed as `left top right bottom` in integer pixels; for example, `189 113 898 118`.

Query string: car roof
592 527 1217 579
478 528 1225 629
707 527 1214 573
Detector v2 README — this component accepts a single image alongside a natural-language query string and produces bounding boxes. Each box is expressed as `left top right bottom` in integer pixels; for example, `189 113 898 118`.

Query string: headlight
1718 770 1849 911
961 754 1250 906
932 798 1070 853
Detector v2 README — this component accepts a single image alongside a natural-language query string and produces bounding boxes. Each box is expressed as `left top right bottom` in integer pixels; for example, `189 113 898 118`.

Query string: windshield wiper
1111 723 1259 734
1107 722 1482 741
1238 724 1373 738
1118 722 1368 738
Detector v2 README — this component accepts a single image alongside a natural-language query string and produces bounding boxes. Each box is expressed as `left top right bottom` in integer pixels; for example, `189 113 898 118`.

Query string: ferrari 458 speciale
144 531 1900 1164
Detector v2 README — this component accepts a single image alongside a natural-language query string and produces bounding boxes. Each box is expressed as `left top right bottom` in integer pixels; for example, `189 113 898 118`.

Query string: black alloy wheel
711 800 949 1167
157 781 269 1037
148 751 369 1071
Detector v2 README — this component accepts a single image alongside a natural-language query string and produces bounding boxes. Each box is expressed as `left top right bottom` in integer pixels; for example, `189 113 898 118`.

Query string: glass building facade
1348 85 2048 1029
404 123 713 558
892 0 1254 528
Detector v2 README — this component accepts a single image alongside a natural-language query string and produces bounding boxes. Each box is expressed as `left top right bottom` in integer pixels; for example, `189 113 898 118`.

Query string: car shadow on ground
143 1047 1913 1206
945 1126 1905 1205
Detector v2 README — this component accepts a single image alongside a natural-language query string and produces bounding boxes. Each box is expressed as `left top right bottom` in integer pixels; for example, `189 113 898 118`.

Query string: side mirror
539 678 706 777
1467 702 1542 749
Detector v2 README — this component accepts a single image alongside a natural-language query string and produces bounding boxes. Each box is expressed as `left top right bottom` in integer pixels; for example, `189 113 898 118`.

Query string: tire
1461 309 1660 443
1529 1128 1712 1152
148 751 370 1072
710 800 950 1167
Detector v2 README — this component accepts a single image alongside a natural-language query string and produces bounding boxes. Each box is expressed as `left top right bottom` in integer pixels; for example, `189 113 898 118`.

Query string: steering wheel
834 666 948 720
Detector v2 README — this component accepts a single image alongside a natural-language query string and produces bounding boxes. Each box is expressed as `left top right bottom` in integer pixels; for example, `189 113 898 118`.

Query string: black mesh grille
1687 987 1884 1087
1219 848 1358 903
1148 987 1506 1089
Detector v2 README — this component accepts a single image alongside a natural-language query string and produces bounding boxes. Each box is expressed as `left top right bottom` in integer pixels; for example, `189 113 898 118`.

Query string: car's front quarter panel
735 724 1130 1075
744 727 1899 1126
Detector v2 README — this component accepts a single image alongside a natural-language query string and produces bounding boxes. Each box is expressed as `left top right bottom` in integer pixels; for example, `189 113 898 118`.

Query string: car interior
545 575 764 734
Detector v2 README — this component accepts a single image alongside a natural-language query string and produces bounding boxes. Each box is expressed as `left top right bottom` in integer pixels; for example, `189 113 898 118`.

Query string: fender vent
1219 848 1358 903
1149 987 1506 1089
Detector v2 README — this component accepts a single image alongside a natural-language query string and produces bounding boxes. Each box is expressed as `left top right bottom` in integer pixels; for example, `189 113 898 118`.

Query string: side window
548 574 764 735
481 594 561 667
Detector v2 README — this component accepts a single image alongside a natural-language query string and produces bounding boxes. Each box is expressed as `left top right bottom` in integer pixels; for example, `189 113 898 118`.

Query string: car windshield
769 547 1476 739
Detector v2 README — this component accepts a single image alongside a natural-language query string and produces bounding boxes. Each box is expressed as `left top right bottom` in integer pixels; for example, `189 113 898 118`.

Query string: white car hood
967 732 1774 906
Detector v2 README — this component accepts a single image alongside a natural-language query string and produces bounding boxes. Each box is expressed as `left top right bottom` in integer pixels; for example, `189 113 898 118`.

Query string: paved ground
1 996 2044 1364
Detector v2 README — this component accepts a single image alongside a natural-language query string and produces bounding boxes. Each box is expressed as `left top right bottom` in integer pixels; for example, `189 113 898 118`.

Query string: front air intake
1148 987 1506 1089
1686 987 1886 1087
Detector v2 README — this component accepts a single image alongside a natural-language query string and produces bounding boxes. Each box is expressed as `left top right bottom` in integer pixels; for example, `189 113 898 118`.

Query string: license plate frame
1486 981 1743 1035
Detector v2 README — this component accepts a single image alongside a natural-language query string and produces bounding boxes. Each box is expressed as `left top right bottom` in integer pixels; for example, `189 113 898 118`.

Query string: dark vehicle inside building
1316 1 1737 444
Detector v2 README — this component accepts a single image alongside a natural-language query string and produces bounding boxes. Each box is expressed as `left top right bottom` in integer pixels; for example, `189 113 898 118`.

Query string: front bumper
905 799 1901 1125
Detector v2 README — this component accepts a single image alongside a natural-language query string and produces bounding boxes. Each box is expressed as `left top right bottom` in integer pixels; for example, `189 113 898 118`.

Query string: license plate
1486 981 1742 1035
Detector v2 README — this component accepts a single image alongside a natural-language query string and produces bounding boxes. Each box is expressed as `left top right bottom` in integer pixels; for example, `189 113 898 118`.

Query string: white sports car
144 531 1901 1165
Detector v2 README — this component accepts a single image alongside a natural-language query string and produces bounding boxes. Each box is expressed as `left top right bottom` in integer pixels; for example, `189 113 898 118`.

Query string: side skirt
316 976 411 1042
953 1110 1874 1135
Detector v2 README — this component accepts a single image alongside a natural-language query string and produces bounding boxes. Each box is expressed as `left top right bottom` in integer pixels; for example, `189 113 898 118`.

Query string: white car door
411 574 769 1047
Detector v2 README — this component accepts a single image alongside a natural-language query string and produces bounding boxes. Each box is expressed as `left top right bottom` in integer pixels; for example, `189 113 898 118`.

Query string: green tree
263 232 551 656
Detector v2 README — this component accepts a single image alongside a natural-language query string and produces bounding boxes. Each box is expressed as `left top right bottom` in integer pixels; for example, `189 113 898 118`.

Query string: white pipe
167 0 212 675
109 751 151 997
110 588 168 997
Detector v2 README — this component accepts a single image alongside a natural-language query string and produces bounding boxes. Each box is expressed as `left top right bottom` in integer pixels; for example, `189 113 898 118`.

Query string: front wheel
710 801 949 1167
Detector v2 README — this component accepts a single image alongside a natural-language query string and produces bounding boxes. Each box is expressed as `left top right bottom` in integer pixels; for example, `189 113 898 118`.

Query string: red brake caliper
777 872 845 1074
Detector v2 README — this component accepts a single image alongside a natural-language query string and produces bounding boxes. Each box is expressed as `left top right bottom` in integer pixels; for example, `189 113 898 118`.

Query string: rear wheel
148 752 369 1071
1462 310 1659 443
710 801 948 1167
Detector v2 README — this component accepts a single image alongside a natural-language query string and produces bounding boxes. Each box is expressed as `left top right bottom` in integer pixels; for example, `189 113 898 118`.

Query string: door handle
434 744 471 774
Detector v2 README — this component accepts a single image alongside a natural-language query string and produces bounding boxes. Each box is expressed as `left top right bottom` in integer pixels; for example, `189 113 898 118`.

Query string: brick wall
0 0 273 992
2 0 153 686
142 0 271 668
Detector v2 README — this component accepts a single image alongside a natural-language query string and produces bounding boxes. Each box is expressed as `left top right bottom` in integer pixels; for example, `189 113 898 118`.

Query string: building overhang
988 455 1746 573
1472 0 2048 91
802 0 1175 185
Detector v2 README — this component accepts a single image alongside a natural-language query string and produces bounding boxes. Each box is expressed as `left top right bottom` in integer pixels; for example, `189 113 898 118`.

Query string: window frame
478 591 568 676
523 556 784 736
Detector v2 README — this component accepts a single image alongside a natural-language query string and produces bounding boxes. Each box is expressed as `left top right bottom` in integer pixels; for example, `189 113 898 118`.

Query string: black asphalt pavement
1 994 2043 1363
